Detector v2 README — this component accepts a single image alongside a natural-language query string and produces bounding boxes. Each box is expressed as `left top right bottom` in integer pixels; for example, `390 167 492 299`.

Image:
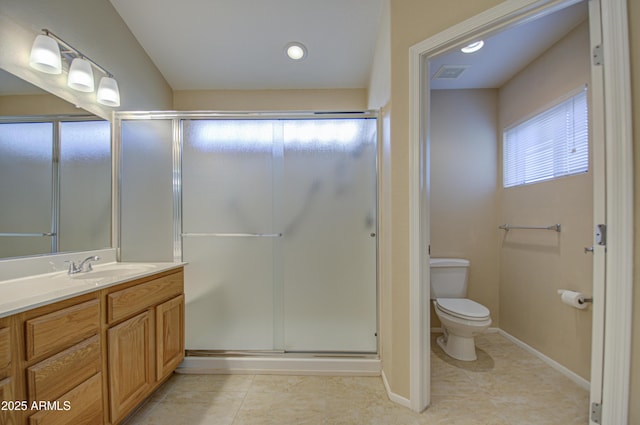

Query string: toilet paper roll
557 289 588 309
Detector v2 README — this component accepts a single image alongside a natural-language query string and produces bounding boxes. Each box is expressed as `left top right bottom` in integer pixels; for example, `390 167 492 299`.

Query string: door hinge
591 402 602 424
595 224 606 246
593 45 603 66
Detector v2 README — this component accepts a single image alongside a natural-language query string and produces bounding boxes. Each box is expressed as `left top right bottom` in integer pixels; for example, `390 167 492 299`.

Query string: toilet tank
430 258 470 298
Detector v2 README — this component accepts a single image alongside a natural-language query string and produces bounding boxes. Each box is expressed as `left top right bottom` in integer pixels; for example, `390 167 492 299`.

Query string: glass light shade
97 77 120 107
67 58 94 92
29 35 62 74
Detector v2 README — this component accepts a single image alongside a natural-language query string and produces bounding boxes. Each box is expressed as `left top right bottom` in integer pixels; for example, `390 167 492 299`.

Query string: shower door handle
182 233 283 237
0 232 56 237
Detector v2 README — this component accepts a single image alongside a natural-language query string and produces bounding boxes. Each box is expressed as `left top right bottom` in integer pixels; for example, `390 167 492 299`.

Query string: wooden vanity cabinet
0 266 184 425
105 269 184 424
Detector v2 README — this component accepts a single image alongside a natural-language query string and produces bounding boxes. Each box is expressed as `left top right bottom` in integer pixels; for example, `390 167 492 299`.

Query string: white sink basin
68 263 156 283
70 263 158 280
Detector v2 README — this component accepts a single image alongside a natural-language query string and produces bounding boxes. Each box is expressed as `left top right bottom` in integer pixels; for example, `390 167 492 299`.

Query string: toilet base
437 333 477 361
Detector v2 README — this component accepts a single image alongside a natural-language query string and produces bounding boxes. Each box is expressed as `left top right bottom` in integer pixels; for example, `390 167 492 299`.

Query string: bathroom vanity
0 262 184 425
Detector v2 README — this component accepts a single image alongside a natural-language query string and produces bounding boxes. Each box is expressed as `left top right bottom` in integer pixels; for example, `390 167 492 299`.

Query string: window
503 88 589 188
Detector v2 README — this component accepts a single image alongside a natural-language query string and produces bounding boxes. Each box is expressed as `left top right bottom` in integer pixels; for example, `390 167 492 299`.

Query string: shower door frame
113 110 381 356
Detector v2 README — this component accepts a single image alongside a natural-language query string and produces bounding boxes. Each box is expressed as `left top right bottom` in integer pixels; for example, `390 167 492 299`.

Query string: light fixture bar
41 29 114 78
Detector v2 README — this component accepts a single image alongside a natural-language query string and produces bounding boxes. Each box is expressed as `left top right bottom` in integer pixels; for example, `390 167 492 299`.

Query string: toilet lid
436 298 490 320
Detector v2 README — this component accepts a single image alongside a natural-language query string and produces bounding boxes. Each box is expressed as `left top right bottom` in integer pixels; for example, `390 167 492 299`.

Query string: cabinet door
108 311 152 423
0 377 16 425
156 295 184 380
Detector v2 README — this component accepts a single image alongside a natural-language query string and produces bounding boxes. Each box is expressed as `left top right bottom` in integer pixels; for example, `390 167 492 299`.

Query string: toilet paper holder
557 289 592 307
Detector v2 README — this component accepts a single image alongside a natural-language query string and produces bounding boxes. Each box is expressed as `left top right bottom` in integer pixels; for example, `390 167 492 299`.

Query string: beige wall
0 0 172 117
173 88 367 111
368 0 391 111
386 0 504 400
498 21 592 380
629 0 640 422
366 0 394 390
378 103 393 384
430 89 500 326
0 93 81 115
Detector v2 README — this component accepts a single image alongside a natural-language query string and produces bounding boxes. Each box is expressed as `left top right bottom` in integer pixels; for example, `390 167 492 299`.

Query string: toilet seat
435 298 490 321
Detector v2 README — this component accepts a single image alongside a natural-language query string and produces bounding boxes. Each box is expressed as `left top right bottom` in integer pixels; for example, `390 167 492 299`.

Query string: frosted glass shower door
281 119 377 352
182 120 280 350
181 116 377 353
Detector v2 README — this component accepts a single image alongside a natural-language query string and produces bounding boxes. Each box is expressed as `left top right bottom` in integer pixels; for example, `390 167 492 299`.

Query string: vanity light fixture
285 42 307 61
29 29 121 107
461 40 484 54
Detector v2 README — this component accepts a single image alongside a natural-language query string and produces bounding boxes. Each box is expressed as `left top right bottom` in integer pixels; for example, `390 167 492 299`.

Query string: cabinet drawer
27 335 101 404
107 270 183 323
28 372 103 425
25 300 100 361
0 327 10 379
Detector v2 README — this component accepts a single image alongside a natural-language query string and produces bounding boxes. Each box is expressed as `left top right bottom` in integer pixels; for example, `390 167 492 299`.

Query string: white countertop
0 261 185 318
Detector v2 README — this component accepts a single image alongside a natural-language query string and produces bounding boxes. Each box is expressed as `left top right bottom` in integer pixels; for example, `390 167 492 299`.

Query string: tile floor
124 332 589 425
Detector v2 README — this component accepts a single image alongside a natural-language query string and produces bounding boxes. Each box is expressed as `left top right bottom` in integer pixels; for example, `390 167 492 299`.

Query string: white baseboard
381 370 411 409
177 356 380 377
497 329 590 391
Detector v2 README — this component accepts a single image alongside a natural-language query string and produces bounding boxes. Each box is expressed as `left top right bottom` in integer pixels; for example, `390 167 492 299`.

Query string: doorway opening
408 1 633 423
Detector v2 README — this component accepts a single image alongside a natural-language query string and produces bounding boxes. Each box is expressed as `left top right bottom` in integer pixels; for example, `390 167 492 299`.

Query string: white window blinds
503 88 589 188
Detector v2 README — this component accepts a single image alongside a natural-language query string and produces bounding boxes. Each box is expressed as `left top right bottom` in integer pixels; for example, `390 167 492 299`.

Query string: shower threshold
179 350 381 376
185 349 378 359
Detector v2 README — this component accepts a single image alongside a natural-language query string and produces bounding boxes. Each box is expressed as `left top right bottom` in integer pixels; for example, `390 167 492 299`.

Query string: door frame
408 0 633 422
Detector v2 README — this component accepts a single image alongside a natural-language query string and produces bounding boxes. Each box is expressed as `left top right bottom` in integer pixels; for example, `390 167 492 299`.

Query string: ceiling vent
432 65 469 80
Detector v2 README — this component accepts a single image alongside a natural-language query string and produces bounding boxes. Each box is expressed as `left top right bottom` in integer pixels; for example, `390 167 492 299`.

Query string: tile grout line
230 374 256 425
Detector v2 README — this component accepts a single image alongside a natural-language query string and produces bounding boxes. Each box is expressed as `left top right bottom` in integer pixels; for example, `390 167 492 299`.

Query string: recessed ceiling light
285 42 307 61
461 40 484 54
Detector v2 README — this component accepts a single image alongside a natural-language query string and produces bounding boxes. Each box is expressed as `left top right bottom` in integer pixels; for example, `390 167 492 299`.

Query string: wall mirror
0 67 111 260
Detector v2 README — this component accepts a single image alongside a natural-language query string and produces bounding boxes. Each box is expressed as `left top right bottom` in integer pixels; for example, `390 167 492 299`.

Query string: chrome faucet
66 255 100 274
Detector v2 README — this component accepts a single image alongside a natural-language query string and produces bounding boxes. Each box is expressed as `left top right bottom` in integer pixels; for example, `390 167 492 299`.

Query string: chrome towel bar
498 224 561 232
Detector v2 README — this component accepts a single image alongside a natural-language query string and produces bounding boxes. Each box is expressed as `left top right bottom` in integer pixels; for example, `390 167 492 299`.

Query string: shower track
185 349 378 359
179 350 381 376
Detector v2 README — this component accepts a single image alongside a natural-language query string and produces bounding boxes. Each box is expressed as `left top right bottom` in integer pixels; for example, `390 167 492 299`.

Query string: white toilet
430 258 491 361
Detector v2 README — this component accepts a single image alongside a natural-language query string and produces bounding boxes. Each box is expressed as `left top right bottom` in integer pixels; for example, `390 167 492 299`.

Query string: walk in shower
115 112 378 356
